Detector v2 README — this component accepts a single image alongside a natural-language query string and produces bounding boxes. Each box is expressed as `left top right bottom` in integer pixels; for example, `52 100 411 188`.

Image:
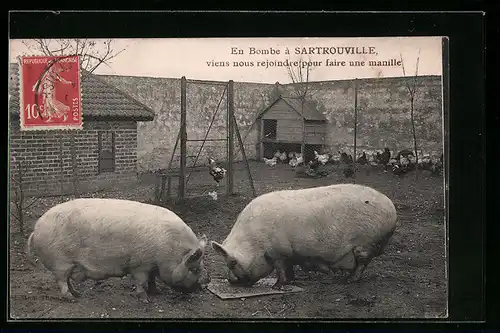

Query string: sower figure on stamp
32 63 75 123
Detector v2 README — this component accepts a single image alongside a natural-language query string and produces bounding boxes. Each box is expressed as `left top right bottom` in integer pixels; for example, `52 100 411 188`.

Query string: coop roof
8 63 155 121
258 96 327 121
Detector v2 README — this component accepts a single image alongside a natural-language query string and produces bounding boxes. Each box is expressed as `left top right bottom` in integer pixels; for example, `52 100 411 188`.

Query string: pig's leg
347 246 372 283
130 270 151 303
67 266 85 297
147 270 159 295
53 264 78 300
284 259 295 281
265 251 294 290
272 259 294 291
67 279 81 298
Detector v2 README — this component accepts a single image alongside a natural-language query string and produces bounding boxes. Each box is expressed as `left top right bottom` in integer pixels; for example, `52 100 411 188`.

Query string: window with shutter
98 131 115 173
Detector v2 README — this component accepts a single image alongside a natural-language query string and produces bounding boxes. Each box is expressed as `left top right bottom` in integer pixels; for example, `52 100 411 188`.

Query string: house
256 95 328 162
8 63 155 196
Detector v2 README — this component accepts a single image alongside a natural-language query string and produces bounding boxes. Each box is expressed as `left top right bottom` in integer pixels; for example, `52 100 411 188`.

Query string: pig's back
33 198 198 250
226 184 396 253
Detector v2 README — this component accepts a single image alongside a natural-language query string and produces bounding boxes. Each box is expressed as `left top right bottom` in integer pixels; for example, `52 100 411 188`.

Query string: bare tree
400 50 421 180
21 38 126 81
10 160 39 235
285 57 319 158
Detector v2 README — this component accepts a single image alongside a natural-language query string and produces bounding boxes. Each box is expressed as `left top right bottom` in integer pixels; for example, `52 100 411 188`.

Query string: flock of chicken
263 148 444 178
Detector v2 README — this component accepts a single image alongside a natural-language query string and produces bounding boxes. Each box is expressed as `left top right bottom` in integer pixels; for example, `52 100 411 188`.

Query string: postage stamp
19 55 83 131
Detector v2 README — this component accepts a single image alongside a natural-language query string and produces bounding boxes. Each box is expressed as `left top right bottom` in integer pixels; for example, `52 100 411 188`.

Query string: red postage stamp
19 55 83 131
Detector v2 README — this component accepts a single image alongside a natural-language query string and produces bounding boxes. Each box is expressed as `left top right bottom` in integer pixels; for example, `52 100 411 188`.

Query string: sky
9 37 443 84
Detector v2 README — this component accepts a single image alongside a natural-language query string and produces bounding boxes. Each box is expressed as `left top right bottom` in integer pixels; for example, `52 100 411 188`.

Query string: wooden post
179 76 187 199
353 78 358 175
227 80 235 195
256 118 262 161
300 99 306 161
232 110 257 198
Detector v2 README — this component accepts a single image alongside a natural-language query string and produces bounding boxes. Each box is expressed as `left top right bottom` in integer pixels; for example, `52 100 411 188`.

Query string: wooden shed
256 96 328 162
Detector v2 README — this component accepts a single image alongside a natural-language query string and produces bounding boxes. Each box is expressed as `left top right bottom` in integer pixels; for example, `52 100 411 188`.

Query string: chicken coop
256 96 328 162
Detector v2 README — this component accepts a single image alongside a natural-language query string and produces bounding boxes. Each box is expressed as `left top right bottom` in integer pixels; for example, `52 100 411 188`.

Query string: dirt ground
9 161 447 319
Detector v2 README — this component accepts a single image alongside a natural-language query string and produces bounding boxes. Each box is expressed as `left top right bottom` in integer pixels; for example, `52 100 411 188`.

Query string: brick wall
9 119 139 196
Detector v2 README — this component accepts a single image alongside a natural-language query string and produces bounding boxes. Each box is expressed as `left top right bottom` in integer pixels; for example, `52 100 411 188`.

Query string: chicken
392 164 405 176
408 154 417 165
295 153 304 166
309 159 321 170
289 157 298 167
368 153 378 166
357 152 368 165
418 154 433 170
380 148 391 166
264 157 277 167
314 151 330 165
386 158 398 172
288 152 296 159
392 155 415 175
430 154 443 176
278 152 288 163
329 152 341 165
208 191 218 201
273 150 282 161
207 157 227 186
399 156 410 167
395 149 415 161
339 151 353 164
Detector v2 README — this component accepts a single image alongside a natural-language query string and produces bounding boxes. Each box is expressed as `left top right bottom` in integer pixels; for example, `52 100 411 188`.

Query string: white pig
211 184 397 289
26 198 209 303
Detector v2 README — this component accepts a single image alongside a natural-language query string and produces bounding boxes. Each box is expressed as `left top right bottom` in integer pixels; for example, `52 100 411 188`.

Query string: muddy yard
9 161 447 319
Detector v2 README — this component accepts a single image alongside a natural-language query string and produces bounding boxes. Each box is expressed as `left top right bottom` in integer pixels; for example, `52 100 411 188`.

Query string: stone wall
280 76 443 154
99 74 443 172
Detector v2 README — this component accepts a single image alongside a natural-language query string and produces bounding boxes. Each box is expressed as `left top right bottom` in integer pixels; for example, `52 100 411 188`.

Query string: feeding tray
207 278 304 299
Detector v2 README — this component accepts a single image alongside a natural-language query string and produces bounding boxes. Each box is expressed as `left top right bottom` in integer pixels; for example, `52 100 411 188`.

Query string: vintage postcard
8 37 447 319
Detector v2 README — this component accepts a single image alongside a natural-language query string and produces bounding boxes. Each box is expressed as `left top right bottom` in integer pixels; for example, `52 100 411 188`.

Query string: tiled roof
258 96 327 121
9 63 155 121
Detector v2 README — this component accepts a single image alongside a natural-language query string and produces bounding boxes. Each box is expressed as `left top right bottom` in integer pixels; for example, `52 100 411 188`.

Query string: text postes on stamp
20 55 83 131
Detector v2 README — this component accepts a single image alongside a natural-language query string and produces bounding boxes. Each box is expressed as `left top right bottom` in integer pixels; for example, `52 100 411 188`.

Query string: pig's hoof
61 292 77 302
136 291 150 304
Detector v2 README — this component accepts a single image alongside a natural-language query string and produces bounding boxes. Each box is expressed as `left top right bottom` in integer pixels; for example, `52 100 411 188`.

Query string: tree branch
23 196 41 210
400 52 413 97
10 211 21 223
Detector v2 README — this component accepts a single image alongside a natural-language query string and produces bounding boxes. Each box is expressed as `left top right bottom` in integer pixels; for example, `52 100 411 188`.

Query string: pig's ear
211 241 228 258
199 234 208 248
186 248 203 265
